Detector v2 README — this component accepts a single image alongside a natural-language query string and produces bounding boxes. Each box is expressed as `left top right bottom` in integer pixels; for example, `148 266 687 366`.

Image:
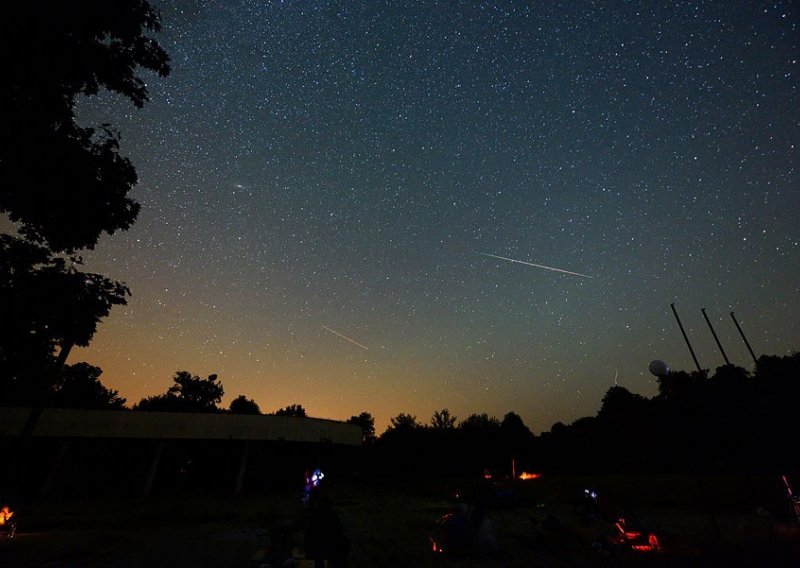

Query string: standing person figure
304 492 350 568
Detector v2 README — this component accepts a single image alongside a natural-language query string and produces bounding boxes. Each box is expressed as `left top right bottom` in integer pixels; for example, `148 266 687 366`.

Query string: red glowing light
614 517 661 552
430 537 445 553
631 534 662 552
615 520 642 540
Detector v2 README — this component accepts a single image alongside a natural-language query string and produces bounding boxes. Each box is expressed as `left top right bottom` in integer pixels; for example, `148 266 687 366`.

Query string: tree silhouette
274 404 307 417
500 411 534 451
430 408 457 429
134 371 223 413
597 386 648 420
0 236 129 403
2 1 170 252
656 369 707 402
229 395 261 415
347 412 377 444
387 413 421 432
459 413 500 433
51 362 126 409
1 2 169 398
530 351 800 471
756 353 800 382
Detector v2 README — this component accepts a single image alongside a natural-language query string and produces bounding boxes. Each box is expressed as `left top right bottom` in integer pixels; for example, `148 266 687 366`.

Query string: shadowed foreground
1 474 800 567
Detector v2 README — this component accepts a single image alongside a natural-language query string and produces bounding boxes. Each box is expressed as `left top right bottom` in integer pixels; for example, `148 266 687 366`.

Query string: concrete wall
0 408 361 446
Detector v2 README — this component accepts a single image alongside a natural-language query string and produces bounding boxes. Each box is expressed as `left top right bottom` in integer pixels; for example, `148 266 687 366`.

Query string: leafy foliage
597 386 648 419
430 408 457 429
347 412 377 444
134 371 224 413
51 362 126 409
2 1 170 252
229 394 261 415
459 413 501 432
0 1 169 403
388 412 421 432
500 411 535 450
0 236 129 402
274 404 307 418
535 354 800 471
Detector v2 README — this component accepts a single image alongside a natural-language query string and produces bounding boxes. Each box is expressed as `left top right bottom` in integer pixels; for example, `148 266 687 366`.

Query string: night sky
72 0 798 433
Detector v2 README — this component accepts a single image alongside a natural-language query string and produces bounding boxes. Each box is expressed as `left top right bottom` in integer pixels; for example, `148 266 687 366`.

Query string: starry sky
70 0 798 434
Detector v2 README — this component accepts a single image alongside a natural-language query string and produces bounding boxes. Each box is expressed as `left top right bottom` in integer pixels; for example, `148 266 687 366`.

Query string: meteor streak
321 325 369 350
479 252 594 279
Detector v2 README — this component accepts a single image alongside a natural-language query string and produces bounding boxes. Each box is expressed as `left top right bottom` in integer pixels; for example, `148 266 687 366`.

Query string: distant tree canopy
430 408 457 429
373 410 535 477
347 412 377 444
388 412 421 432
459 413 501 433
134 371 224 413
229 395 261 415
51 362 126 409
500 411 535 449
536 353 800 472
597 386 648 420
366 354 800 476
274 404 307 418
655 369 708 401
2 1 170 252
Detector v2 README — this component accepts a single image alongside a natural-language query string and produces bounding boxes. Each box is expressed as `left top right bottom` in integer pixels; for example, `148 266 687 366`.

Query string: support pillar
235 441 251 495
144 440 166 497
41 439 70 498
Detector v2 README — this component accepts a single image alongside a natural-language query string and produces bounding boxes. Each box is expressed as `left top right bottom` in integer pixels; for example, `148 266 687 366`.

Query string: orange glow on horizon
519 472 541 480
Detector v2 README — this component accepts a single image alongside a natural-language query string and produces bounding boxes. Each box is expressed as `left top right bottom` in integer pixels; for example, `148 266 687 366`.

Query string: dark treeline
3 352 800 476
3 353 800 476
537 354 800 473
362 353 800 476
364 410 535 479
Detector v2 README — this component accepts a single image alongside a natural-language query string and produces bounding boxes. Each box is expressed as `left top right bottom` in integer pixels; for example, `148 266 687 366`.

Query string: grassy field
1 473 799 566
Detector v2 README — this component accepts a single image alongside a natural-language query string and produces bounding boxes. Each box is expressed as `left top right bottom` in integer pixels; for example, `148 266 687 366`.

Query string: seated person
441 503 470 554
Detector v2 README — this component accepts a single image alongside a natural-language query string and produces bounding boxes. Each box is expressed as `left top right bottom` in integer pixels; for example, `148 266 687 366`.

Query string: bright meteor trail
479 252 594 279
321 325 369 350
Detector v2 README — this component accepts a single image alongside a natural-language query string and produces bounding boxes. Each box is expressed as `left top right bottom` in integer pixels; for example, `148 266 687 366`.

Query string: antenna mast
701 308 730 365
730 311 757 364
671 303 703 373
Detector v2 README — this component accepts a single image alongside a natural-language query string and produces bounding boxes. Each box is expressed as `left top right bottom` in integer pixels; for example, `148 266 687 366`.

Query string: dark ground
1 473 799 567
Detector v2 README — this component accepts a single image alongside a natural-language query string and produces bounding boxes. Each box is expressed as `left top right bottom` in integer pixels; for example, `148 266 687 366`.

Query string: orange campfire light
0 506 13 526
518 472 541 480
615 517 661 552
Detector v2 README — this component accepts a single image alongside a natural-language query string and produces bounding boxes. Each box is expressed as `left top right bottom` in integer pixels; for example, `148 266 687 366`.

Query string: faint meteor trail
479 252 594 279
321 325 369 350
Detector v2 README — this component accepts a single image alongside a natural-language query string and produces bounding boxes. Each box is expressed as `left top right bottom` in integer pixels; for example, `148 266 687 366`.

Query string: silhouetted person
441 503 470 554
466 475 499 557
304 493 350 568
469 506 499 557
